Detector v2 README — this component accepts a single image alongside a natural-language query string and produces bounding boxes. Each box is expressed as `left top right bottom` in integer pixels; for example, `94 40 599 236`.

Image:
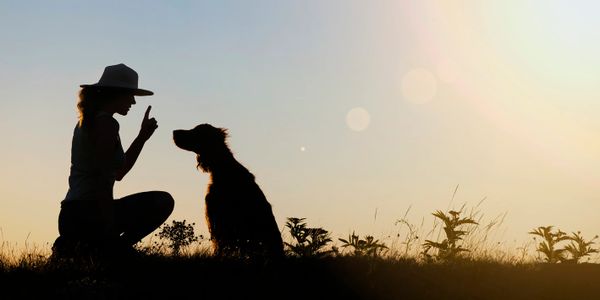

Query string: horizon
1 1 600 252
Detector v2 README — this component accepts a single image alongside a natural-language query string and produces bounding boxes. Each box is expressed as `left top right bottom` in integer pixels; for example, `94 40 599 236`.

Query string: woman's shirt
63 113 125 203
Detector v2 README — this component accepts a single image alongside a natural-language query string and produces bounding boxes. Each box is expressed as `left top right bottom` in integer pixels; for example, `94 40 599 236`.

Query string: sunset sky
1 1 599 251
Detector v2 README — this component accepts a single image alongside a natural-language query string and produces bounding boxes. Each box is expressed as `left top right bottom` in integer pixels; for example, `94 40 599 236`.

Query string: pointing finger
144 105 152 120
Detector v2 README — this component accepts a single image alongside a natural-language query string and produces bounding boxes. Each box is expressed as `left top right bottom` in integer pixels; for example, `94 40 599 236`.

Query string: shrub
422 210 478 261
529 226 598 263
284 217 335 258
339 232 388 257
529 226 570 263
156 220 202 256
563 232 599 263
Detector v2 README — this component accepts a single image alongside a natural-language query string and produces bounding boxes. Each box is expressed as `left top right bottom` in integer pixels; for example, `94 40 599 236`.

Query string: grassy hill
3 210 599 299
2 252 600 299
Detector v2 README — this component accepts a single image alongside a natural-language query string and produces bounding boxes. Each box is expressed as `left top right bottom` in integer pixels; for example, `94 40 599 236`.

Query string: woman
53 64 174 258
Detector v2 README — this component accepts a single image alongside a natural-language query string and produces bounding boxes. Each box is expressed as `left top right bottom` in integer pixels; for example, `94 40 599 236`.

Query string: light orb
346 107 371 132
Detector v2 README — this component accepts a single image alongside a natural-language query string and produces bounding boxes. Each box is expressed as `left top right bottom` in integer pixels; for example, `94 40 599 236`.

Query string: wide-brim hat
80 63 153 96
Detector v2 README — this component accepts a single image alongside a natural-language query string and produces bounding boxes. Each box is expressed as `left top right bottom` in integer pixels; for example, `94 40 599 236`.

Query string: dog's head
173 124 230 171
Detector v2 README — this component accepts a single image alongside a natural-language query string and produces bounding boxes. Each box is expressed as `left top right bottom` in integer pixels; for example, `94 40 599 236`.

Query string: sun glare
401 68 438 104
436 59 460 84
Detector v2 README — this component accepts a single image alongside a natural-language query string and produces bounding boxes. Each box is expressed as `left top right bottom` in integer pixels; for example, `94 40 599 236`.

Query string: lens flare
346 107 371 132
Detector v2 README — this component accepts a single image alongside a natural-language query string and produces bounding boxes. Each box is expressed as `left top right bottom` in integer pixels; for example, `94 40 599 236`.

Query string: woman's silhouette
53 64 174 259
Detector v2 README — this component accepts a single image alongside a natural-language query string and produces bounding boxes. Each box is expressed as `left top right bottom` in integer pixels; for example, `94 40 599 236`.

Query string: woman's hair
77 87 130 128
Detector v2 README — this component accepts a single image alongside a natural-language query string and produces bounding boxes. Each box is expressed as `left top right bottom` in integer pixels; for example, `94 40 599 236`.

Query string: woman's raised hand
139 105 158 141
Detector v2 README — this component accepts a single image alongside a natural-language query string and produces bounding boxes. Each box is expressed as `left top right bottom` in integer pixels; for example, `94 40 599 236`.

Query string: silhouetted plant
395 217 420 257
422 210 478 261
284 217 335 257
529 226 570 263
156 220 202 256
339 232 388 257
563 232 598 264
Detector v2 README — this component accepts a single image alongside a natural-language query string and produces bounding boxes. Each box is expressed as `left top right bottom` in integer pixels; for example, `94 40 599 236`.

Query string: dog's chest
205 179 260 205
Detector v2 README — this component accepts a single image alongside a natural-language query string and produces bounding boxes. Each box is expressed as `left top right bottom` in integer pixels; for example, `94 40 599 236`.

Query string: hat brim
80 84 154 96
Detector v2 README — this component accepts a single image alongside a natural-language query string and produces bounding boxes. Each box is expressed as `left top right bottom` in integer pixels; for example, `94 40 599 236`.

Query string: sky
1 1 600 253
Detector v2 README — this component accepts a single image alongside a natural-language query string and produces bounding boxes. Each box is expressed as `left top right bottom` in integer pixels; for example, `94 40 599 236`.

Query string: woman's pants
58 191 174 247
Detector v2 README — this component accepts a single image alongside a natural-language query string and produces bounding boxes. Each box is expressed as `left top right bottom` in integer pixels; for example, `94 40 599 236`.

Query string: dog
173 124 284 258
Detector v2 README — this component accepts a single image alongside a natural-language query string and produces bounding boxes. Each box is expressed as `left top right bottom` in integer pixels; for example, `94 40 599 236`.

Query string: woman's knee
153 191 174 216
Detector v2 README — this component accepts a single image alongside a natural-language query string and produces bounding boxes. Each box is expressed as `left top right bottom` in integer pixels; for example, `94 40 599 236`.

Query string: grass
2 199 600 299
2 248 600 299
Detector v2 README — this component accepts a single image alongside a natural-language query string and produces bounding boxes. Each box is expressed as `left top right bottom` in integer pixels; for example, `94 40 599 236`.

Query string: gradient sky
1 1 599 252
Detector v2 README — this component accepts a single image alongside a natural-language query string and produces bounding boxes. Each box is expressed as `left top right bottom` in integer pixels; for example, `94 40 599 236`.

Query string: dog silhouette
173 124 284 257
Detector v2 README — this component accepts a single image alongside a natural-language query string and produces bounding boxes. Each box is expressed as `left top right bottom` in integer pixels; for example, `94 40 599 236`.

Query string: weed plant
529 226 598 263
284 217 336 257
339 232 388 257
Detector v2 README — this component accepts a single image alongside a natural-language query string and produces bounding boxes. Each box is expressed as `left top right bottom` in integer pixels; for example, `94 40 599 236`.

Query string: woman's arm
91 117 119 232
116 106 158 181
93 116 120 179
